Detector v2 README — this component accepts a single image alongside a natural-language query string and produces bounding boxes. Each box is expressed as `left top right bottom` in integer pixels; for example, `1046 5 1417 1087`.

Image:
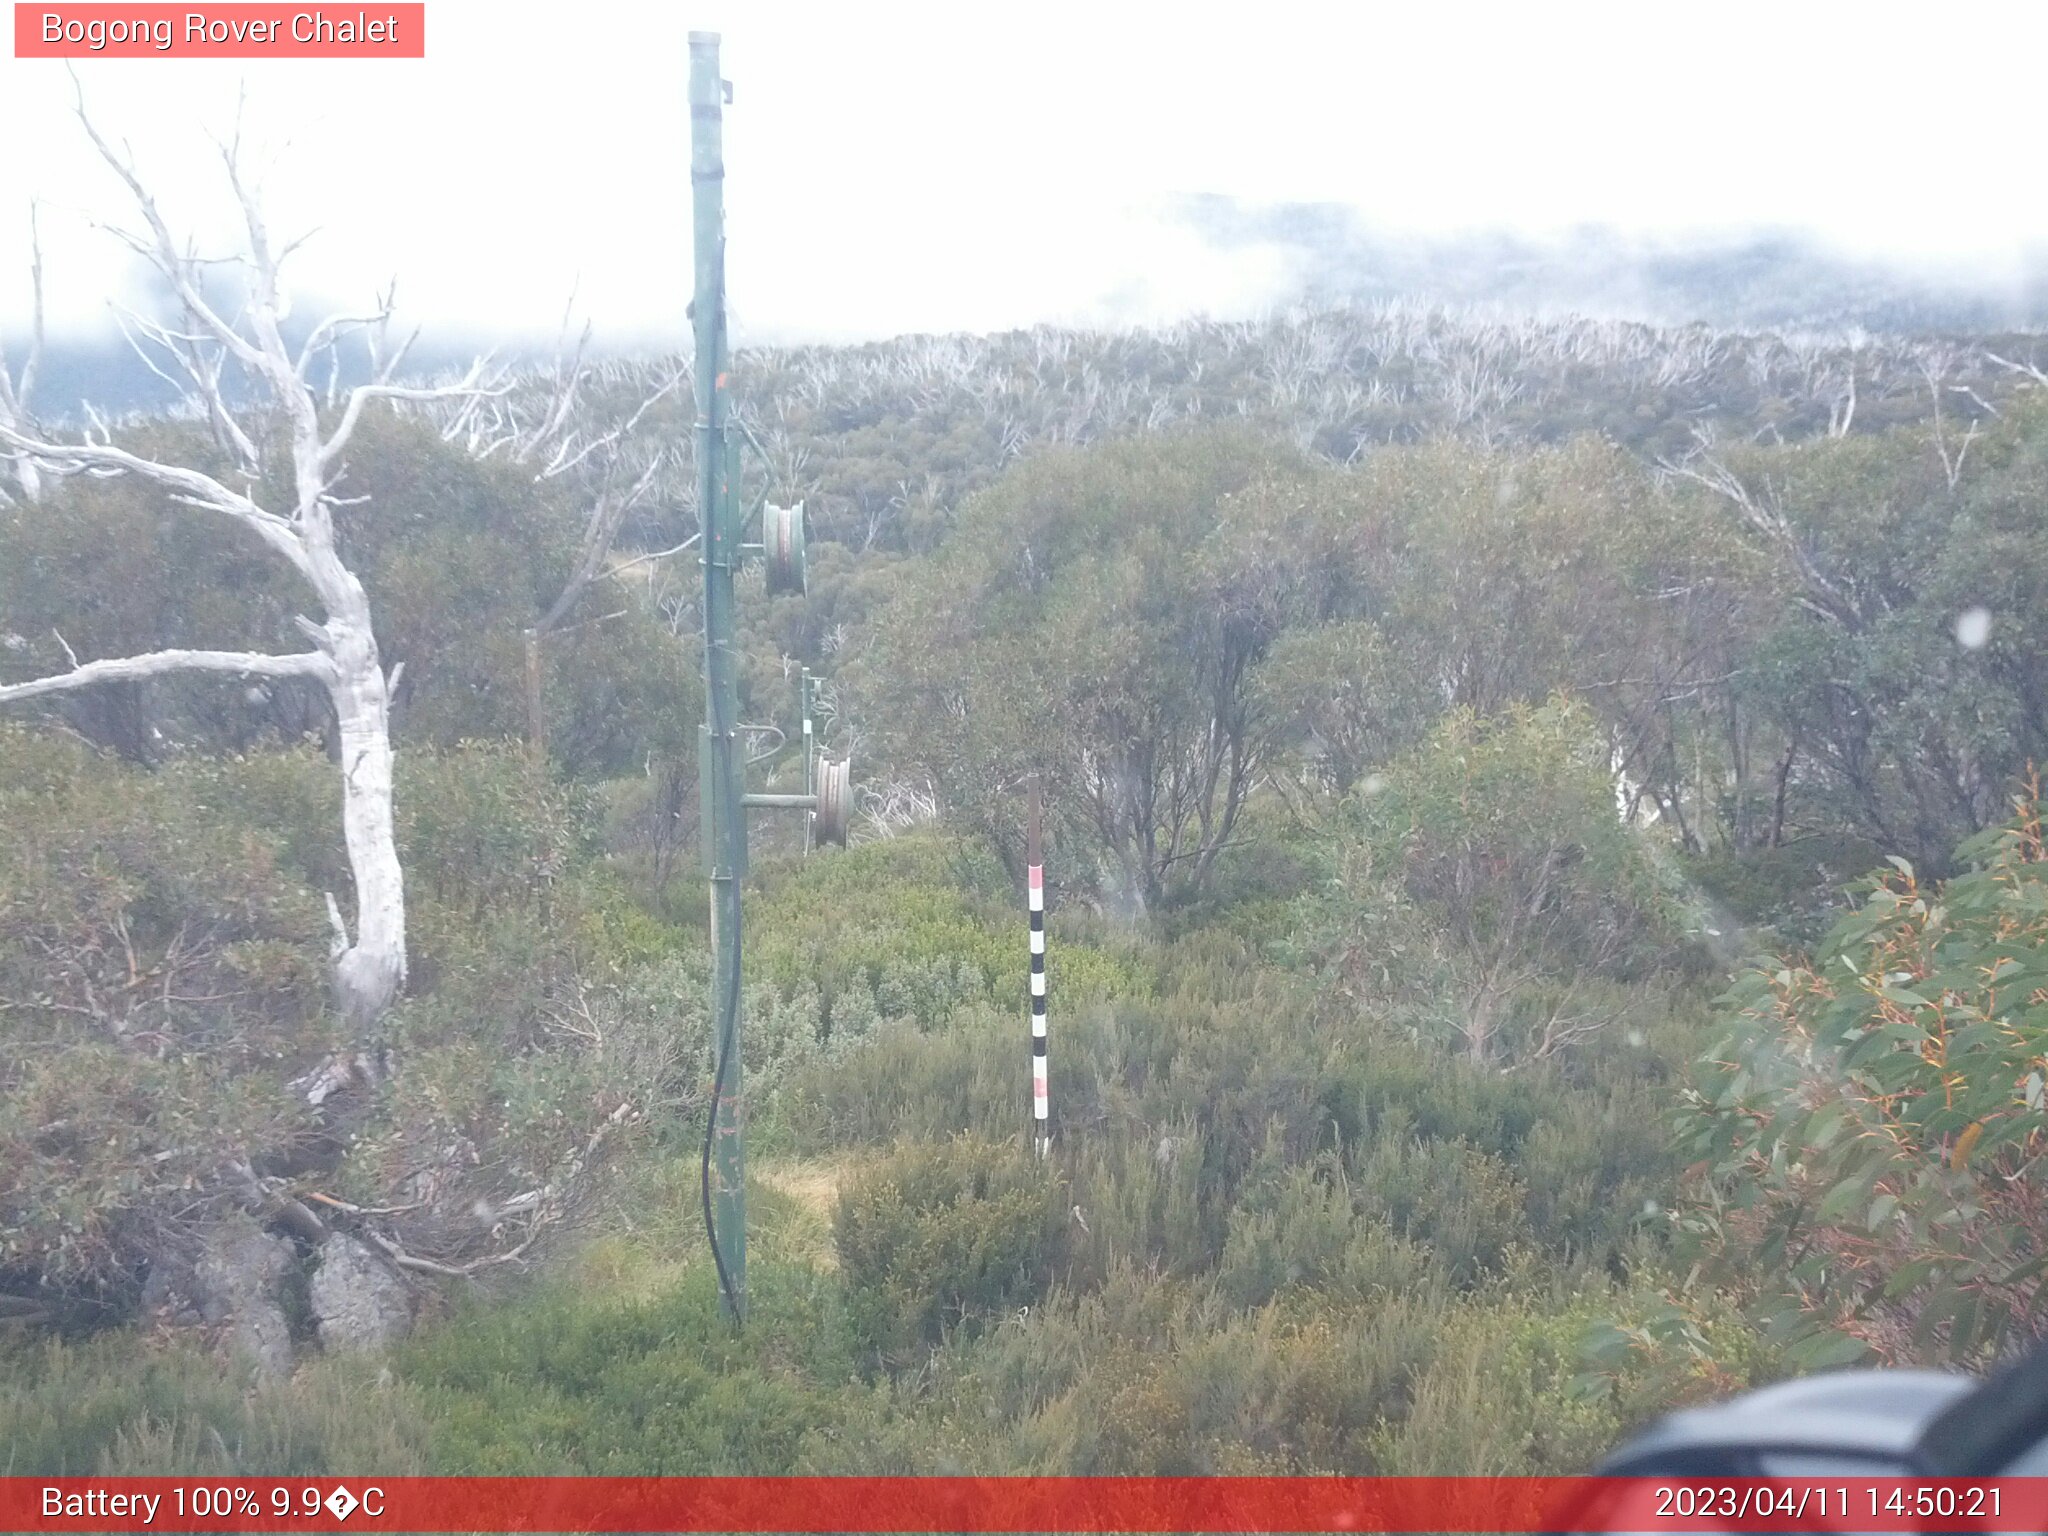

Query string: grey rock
310 1233 411 1352
187 1225 297 1379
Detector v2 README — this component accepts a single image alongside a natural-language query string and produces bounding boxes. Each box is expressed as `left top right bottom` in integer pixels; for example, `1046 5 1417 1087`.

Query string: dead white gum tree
0 97 499 1038
0 200 43 504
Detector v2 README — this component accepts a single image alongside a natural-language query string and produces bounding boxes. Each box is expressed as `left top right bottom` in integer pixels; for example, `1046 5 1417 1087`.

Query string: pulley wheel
813 755 851 847
764 501 807 595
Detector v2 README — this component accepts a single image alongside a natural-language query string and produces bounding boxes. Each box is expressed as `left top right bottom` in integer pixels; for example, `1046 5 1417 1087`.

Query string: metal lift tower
690 31 852 1326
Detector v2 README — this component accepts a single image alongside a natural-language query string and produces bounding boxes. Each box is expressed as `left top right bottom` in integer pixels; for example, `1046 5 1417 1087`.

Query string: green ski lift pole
690 35 848 1324
691 29 747 1325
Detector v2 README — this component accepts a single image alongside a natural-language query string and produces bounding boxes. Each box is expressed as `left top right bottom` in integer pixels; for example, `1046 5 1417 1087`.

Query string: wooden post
522 628 547 760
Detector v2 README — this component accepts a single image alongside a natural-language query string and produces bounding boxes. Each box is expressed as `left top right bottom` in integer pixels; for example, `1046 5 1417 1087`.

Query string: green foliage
0 410 693 780
0 423 308 762
1251 618 1435 803
836 1136 1070 1367
1688 834 1883 952
746 836 1015 1027
399 1259 881 1473
0 727 335 1296
0 722 704 1307
1303 699 1681 1064
18 305 2048 1482
919 1264 1450 1473
1677 781 2048 1365
1362 437 1678 717
861 426 1347 908
331 412 697 780
0 1331 427 1475
342 742 707 1222
1212 1153 1433 1310
662 309 2019 566
1370 1298 1624 1474
1697 400 2048 872
1574 1284 1787 1425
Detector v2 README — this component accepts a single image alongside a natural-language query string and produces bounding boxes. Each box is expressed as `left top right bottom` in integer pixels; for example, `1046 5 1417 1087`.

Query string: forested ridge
4 287 2047 1475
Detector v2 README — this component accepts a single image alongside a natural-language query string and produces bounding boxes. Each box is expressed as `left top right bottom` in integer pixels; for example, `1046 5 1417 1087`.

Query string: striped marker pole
1027 775 1050 1157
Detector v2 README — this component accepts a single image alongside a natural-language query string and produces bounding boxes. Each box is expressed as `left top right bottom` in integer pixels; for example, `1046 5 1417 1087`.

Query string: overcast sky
3 0 2044 352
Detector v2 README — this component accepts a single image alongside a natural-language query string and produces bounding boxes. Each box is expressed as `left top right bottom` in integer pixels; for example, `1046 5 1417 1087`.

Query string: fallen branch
301 1191 427 1219
361 1224 539 1279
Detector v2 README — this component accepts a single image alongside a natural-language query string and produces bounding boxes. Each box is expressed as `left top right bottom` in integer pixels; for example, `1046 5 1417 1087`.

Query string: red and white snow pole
1027 775 1050 1157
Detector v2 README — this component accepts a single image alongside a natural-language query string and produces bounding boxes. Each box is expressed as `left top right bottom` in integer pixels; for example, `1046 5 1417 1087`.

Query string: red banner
4 1477 2048 1532
14 4 425 58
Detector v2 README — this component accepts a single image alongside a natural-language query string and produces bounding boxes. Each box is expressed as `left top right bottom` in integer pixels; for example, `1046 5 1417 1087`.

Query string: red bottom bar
5 1476 2047 1533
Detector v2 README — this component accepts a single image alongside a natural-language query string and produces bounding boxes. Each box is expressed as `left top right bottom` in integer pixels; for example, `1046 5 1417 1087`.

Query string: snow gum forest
3 127 2048 1477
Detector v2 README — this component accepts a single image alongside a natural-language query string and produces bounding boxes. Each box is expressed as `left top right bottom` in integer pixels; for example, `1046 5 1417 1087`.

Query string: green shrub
0 1330 427 1475
1060 1119 1216 1287
836 1136 1069 1366
927 1266 1450 1474
1689 835 1882 951
1677 781 2048 1366
1301 699 1684 1066
1368 1299 1624 1474
1347 1134 1532 1288
0 728 334 1297
399 1260 881 1473
1213 1156 1433 1309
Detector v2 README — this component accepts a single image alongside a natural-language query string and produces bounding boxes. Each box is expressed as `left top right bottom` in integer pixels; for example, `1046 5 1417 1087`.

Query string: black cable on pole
700 876 743 1326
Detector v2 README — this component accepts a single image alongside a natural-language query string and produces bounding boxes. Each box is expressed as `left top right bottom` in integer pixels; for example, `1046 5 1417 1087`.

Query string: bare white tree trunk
0 200 43 504
0 94 497 1035
326 579 407 1028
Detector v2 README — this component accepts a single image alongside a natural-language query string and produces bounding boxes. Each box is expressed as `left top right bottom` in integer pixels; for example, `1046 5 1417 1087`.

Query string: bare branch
528 309 591 457
0 425 311 576
0 647 332 706
0 199 43 414
366 282 418 384
0 200 46 500
110 305 200 397
1985 350 2048 389
301 1191 425 1218
1659 433 1863 631
321 360 503 469
21 199 41 406
296 305 391 383
69 78 269 378
604 531 700 582
21 79 425 1034
537 367 684 481
322 892 351 959
536 450 667 633
109 301 265 470
361 1222 540 1278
